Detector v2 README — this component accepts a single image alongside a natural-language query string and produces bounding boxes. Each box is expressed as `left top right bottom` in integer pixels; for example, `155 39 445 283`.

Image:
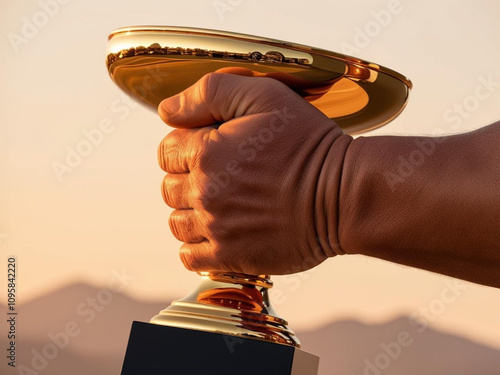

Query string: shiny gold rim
108 25 412 89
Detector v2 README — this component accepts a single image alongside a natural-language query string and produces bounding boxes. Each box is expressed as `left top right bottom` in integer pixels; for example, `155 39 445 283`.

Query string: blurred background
1 0 499 374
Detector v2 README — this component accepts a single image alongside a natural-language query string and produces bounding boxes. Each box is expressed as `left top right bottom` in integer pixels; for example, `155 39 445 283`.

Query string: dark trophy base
121 321 319 375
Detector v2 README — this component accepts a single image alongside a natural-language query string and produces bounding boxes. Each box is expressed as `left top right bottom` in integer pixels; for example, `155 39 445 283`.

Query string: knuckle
168 211 183 241
257 76 282 89
162 174 188 209
169 210 193 242
197 72 223 106
179 246 195 271
211 242 229 260
250 77 291 105
161 175 173 206
193 149 213 175
194 134 210 160
212 241 243 274
209 243 230 270
206 217 232 241
196 128 220 157
157 141 166 171
179 244 204 272
158 130 187 172
264 79 290 99
194 182 217 209
161 127 217 174
253 76 284 92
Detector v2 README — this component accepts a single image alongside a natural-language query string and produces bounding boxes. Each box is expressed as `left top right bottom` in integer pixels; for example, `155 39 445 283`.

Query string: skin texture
158 72 500 288
340 126 500 288
157 72 351 275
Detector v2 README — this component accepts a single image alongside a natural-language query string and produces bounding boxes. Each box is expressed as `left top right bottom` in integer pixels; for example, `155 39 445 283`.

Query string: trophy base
121 321 319 375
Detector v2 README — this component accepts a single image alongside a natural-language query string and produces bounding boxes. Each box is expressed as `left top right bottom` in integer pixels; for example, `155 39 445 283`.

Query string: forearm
338 122 500 287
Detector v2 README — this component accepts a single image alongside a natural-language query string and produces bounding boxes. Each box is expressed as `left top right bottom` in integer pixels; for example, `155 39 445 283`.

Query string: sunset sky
1 0 499 350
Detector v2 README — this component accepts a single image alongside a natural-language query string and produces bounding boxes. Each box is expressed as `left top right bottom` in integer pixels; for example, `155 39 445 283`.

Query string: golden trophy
106 26 412 374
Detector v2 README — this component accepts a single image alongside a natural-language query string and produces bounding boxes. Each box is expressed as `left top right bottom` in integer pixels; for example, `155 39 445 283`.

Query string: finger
157 129 194 173
161 174 191 209
158 72 287 129
169 210 205 244
215 67 255 76
179 241 225 272
215 66 337 92
158 127 215 173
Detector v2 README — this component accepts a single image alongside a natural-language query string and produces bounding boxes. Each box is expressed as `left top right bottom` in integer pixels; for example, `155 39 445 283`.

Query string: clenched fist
157 72 352 275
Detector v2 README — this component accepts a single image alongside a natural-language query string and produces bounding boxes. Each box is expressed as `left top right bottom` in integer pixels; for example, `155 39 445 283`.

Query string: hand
157 72 352 275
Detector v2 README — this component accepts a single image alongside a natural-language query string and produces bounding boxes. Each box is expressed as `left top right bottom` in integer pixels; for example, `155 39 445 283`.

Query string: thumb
158 72 290 128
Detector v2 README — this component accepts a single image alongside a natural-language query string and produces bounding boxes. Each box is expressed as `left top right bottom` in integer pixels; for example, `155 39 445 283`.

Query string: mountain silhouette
300 317 500 375
1 283 498 374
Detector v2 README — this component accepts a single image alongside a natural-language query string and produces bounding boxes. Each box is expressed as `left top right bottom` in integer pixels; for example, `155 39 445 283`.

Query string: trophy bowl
106 25 412 374
106 25 412 135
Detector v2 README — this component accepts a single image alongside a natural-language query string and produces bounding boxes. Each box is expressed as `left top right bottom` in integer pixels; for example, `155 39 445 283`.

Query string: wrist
314 131 353 258
337 135 409 258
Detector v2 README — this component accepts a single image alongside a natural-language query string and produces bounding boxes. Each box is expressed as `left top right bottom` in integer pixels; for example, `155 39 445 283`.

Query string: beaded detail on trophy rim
150 272 301 348
106 43 311 69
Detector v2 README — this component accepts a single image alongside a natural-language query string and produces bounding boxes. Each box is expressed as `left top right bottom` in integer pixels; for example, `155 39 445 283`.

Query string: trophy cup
106 26 412 374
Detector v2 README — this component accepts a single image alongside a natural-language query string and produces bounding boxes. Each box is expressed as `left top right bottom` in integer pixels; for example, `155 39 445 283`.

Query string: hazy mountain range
1 283 499 374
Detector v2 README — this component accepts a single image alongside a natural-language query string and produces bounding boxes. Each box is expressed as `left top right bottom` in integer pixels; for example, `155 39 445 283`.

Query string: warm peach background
1 0 499 350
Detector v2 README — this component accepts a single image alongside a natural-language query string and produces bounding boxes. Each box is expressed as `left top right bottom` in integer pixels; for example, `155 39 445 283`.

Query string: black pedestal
121 321 319 375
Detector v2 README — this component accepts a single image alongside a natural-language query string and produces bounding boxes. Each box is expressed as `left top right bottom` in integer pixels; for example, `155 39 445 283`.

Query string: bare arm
340 123 500 287
157 72 500 288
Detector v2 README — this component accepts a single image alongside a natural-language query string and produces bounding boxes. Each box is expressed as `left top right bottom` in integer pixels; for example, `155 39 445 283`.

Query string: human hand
157 72 352 275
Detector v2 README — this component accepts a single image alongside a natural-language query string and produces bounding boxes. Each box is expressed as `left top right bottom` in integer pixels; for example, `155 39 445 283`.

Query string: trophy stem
150 272 301 347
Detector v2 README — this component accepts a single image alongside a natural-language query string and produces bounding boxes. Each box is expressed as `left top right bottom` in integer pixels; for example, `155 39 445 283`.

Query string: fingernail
161 95 181 115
